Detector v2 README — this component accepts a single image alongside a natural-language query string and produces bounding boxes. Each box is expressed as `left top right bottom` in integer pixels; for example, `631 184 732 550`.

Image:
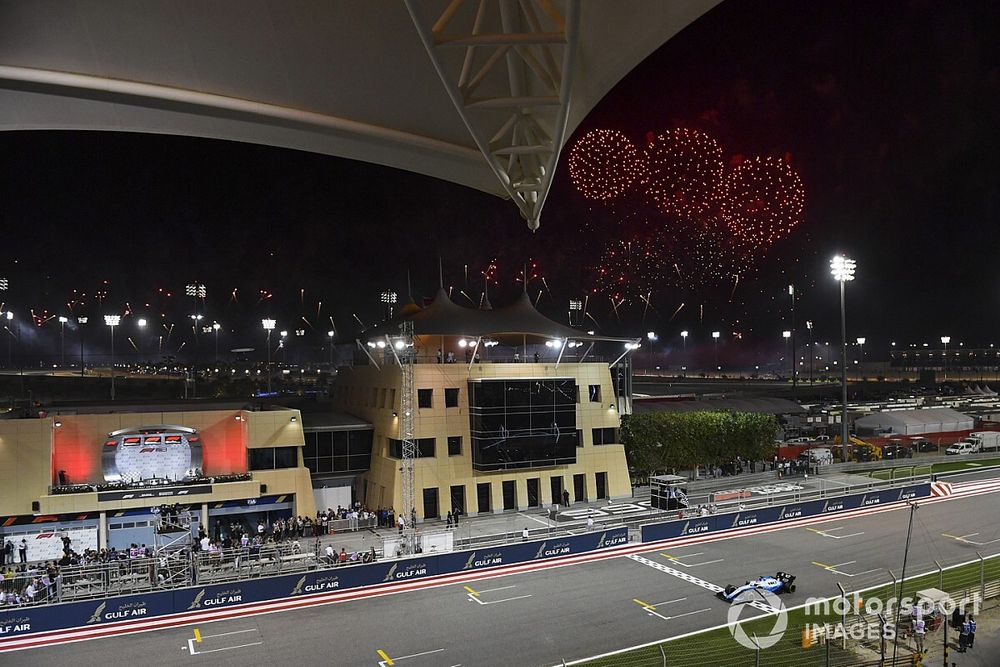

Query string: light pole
806 320 814 385
262 319 276 394
789 284 797 396
137 318 147 361
782 330 792 382
646 331 658 373
712 331 720 372
856 337 866 381
280 330 288 366
105 314 120 400
831 254 856 462
213 322 221 363
327 330 335 366
57 316 68 367
78 316 88 376
940 336 950 381
4 311 12 370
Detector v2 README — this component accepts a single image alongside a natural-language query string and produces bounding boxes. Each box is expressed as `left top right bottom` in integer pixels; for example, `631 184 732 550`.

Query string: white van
946 442 979 455
798 447 834 465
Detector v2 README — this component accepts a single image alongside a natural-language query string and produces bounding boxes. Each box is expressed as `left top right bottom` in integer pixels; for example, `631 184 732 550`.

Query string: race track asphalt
11 489 1000 667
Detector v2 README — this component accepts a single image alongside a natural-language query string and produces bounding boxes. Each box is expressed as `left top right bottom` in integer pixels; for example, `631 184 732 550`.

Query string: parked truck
965 431 1000 452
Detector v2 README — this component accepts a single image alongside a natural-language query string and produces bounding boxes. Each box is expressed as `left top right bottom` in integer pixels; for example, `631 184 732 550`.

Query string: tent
854 408 974 436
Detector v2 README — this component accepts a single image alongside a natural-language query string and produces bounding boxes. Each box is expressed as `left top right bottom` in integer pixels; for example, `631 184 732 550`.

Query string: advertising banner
0 590 175 638
0 527 632 641
641 484 931 543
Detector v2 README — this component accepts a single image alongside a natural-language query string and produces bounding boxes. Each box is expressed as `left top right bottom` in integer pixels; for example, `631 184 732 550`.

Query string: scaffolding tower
397 320 417 554
152 505 195 588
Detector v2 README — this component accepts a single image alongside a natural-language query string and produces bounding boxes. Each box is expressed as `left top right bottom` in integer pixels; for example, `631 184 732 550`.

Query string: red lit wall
51 411 248 484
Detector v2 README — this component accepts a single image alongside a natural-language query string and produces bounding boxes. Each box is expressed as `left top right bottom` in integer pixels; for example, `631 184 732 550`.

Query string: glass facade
248 446 299 470
468 378 578 471
303 429 373 475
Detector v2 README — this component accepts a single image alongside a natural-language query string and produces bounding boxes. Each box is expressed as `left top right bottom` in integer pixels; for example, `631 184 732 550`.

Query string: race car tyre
788 584 796 593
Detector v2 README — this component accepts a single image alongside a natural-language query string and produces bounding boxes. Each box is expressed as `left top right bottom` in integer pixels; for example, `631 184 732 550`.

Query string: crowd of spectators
0 534 166 609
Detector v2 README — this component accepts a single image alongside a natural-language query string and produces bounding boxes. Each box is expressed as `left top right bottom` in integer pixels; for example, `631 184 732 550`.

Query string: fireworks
643 128 724 217
568 129 644 201
571 125 806 306
592 238 665 302
719 156 805 246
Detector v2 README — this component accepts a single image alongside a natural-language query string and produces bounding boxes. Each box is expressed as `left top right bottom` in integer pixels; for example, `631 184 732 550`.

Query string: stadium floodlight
262 319 276 393
185 283 207 298
380 290 398 304
104 315 120 401
831 254 857 462
783 331 791 339
137 318 147 327
830 255 856 282
58 316 68 324
0 278 7 291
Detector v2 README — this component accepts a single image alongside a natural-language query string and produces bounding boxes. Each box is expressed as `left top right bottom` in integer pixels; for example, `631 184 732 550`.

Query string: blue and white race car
716 572 796 603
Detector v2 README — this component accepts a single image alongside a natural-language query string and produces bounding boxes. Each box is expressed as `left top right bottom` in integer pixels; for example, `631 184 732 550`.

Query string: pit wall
0 527 628 640
640 483 931 542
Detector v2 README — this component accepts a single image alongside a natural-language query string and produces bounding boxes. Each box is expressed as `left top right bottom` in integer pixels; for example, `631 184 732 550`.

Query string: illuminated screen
468 378 578 471
101 426 204 482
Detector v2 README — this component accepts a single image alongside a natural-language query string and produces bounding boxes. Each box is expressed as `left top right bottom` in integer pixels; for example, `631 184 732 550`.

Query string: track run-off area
5 475 1000 667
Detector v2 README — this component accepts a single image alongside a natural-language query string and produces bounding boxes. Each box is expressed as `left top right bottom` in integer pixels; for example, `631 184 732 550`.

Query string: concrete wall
335 362 631 517
0 418 54 517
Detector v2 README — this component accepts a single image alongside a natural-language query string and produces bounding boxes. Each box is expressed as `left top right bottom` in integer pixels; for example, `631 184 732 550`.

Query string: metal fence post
837 583 848 650
935 560 943 591
978 551 985 603
877 612 886 667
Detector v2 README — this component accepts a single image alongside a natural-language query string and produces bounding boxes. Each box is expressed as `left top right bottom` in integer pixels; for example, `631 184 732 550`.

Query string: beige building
333 289 637 519
0 402 315 558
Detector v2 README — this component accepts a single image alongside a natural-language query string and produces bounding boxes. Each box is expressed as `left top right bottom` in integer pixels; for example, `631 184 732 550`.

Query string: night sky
1 0 998 363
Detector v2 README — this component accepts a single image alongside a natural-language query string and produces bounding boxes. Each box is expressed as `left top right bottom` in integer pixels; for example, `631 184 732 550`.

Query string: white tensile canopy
0 0 719 230
854 408 974 436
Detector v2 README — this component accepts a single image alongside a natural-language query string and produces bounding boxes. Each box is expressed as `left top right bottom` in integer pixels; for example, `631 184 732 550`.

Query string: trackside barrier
640 484 930 542
0 527 627 640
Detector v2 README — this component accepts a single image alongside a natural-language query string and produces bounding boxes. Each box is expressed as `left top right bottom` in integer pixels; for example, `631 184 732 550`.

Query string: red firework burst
568 129 644 201
718 156 805 246
643 128 724 217
592 238 665 302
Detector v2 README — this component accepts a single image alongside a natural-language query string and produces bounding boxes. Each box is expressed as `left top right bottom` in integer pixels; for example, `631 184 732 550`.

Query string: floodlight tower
831 254 856 461
58 316 68 366
105 314 121 400
381 290 398 321
262 319 276 394
940 336 951 381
